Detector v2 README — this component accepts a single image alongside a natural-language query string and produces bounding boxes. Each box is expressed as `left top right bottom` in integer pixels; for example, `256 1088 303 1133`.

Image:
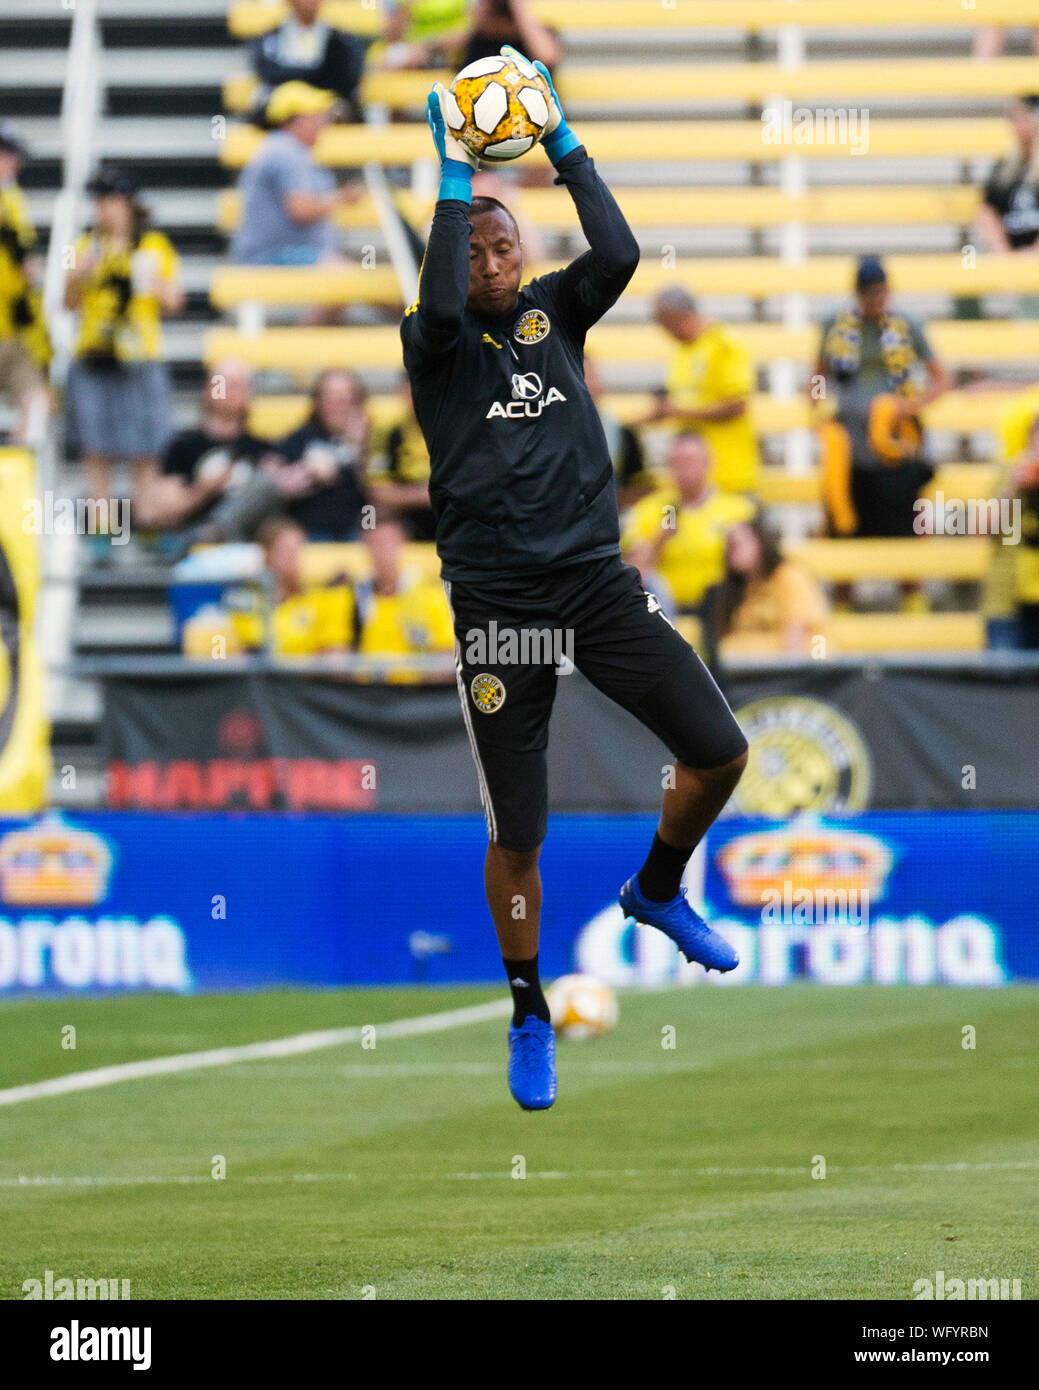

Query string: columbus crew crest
471 673 506 713
513 309 550 345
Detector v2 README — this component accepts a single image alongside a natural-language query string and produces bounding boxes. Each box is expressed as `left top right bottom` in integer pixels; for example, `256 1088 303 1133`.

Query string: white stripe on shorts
443 579 499 843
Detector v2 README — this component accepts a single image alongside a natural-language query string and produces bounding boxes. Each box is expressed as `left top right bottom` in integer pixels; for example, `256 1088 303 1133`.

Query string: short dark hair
855 255 887 293
256 514 305 552
469 196 519 238
310 368 366 412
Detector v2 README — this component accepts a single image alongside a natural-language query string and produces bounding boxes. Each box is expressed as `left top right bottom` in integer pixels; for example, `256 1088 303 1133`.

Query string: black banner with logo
102 663 1039 814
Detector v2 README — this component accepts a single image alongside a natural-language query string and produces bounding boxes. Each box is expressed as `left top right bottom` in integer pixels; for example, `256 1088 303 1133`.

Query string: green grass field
1 985 1036 1300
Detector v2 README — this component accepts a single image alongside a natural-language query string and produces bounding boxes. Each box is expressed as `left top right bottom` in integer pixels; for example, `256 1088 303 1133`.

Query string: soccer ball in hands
546 974 619 1041
444 53 551 163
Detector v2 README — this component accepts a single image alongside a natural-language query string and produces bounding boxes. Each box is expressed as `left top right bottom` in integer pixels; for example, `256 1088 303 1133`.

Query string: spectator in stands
355 511 454 680
710 515 832 661
584 355 653 511
621 431 755 624
457 0 561 72
0 124 49 446
380 0 471 69
1004 413 1039 650
249 0 369 125
64 165 183 558
257 514 354 656
367 378 435 541
230 82 362 267
147 361 273 543
643 286 761 496
189 514 355 658
981 386 1039 648
979 95 1039 316
972 27 1039 59
383 0 560 73
812 256 951 608
271 369 372 541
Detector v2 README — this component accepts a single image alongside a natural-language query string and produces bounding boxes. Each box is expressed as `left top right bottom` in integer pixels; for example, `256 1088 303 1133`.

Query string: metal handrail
43 0 102 393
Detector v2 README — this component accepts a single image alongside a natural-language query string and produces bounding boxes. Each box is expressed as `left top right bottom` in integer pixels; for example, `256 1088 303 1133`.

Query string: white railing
38 0 103 734
43 0 102 399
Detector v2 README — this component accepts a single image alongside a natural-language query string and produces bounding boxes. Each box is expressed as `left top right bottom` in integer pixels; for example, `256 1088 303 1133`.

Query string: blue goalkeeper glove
427 81 478 203
501 45 580 165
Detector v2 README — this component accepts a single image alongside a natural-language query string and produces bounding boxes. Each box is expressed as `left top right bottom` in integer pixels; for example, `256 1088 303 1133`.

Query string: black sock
503 954 550 1027
637 832 695 903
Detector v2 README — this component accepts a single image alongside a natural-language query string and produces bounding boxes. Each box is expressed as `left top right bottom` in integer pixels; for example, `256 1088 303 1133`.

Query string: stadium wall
0 810 1034 995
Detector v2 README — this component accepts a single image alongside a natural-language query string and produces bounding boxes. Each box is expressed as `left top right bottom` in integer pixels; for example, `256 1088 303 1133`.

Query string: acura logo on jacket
487 372 567 419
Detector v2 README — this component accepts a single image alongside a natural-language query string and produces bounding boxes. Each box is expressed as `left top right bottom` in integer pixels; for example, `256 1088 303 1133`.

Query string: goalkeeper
401 49 748 1112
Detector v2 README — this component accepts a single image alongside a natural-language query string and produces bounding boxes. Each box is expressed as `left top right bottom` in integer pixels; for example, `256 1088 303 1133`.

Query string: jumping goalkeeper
401 49 748 1112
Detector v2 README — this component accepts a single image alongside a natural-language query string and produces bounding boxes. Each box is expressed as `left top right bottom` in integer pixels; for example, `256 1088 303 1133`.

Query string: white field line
3 1160 1038 1190
0 998 512 1108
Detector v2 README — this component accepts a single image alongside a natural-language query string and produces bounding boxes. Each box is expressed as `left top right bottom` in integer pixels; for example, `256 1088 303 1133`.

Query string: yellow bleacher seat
244 390 1033 443
224 57 1039 116
228 1 1039 40
756 463 1001 508
216 185 983 236
210 264 401 309
789 537 990 583
205 320 1039 374
827 612 985 653
219 118 1011 169
300 540 440 589
209 254 1039 311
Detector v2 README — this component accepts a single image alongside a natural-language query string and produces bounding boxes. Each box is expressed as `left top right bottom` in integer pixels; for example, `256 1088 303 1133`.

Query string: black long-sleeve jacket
400 146 640 584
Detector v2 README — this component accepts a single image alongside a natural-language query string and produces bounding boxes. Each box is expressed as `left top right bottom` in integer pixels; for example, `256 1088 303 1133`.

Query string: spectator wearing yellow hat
230 81 361 267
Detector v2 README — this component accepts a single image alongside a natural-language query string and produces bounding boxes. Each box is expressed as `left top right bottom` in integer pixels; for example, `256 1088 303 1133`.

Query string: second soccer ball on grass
546 974 619 1041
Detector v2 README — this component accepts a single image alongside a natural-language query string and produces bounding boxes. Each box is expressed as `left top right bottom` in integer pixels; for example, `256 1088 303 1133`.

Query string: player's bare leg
620 750 748 973
659 752 748 851
484 844 541 960
485 843 556 1111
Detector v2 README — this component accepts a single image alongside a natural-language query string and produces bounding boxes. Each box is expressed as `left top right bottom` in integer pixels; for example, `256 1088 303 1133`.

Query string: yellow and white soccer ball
546 973 618 1041
444 53 551 162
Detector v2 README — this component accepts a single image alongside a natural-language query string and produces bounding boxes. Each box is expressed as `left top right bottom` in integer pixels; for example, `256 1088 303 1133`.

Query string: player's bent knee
488 840 542 869
677 746 748 795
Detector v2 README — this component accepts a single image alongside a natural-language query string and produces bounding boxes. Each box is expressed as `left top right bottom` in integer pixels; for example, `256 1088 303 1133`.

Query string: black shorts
444 554 748 851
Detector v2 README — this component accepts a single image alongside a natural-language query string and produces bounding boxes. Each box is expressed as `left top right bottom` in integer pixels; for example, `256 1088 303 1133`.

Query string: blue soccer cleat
619 875 740 973
507 1015 557 1111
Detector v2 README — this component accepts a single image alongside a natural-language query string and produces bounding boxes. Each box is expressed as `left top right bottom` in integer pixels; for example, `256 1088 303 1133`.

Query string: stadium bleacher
13 0 1039 805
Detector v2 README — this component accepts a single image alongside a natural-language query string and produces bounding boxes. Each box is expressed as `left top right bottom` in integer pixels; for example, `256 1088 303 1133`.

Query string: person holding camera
64 165 184 558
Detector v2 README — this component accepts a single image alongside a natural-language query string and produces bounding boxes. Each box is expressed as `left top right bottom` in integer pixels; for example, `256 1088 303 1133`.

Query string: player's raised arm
403 84 480 356
507 47 640 332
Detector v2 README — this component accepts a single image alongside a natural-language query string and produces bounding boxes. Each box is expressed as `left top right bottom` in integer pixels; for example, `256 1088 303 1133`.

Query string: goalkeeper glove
427 82 478 204
500 45 580 165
